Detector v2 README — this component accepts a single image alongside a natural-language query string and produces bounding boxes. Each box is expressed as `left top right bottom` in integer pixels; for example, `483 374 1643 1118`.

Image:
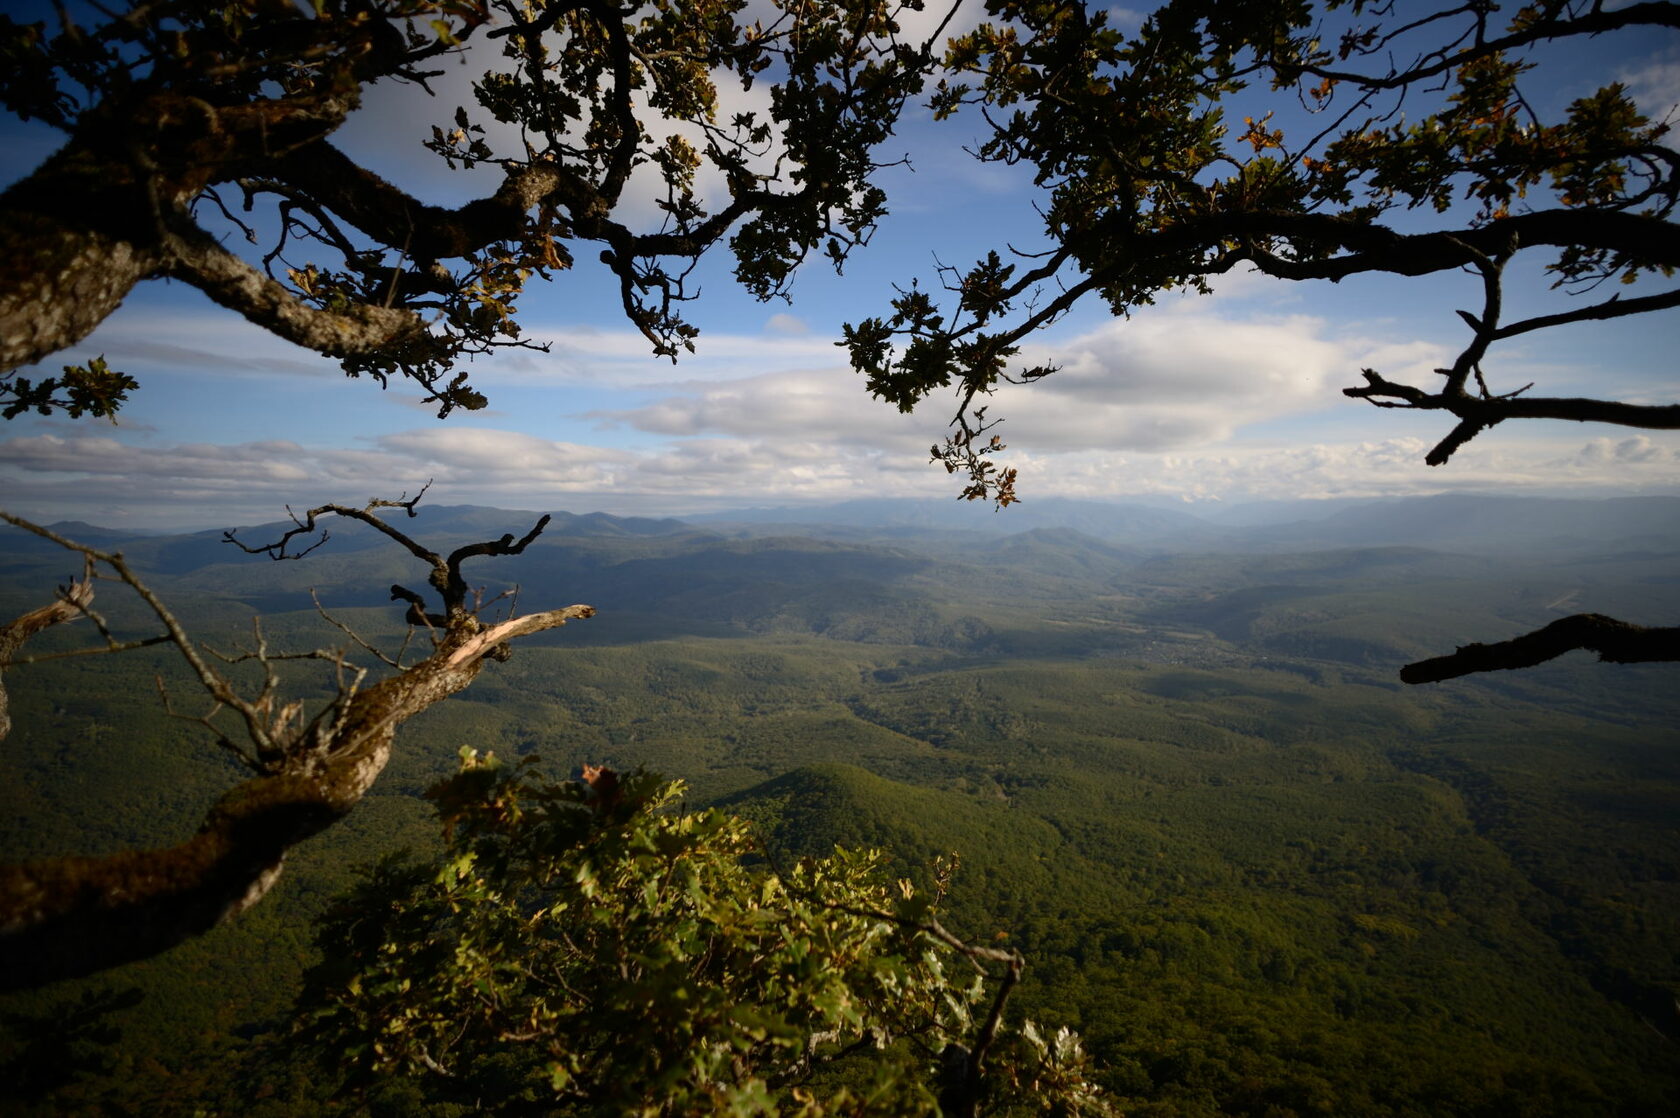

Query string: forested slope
2 501 1676 1114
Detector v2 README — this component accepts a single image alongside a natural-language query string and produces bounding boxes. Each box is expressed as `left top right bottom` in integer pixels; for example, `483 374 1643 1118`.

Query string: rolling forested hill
1 495 1677 1114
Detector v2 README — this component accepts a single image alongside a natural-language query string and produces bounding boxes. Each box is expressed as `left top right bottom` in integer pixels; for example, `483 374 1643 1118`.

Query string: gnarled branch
162 217 431 360
1346 368 1680 464
0 561 95 742
1402 613 1680 685
0 497 593 990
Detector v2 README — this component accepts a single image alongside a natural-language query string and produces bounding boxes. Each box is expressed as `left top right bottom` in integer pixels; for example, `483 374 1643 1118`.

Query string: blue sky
2 2 1677 530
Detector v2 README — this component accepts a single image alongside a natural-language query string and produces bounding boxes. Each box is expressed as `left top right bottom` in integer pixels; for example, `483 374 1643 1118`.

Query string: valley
2 494 1678 1114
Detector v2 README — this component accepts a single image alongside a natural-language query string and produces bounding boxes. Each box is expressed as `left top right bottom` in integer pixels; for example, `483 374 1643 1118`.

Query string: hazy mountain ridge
7 494 1676 667
692 493 1680 555
1242 493 1680 555
10 492 1678 567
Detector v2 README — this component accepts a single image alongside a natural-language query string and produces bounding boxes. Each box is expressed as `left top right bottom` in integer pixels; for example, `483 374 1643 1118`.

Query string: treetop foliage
298 748 1114 1115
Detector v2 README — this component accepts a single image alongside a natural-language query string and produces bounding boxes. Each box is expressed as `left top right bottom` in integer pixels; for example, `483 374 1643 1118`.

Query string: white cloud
332 39 512 205
0 429 633 528
1559 434 1675 468
0 434 317 483
4 421 1676 532
505 322 842 383
591 367 929 451
1620 45 1680 120
3 291 1672 530
374 428 627 488
764 312 810 336
992 432 1680 505
587 309 1450 455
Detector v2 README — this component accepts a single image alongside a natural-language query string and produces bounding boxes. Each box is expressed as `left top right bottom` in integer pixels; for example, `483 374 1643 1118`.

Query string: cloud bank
3 299 1673 530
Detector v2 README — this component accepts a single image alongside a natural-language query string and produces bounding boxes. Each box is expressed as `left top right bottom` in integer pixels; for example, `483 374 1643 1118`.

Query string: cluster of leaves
296 749 1112 1116
844 0 1680 500
0 356 136 421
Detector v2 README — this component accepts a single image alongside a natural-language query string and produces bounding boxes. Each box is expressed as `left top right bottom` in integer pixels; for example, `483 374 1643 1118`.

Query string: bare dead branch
6 516 287 758
311 588 405 669
154 674 259 773
1491 288 1680 341
1402 613 1680 684
390 584 449 635
5 635 174 666
1344 368 1680 464
0 500 593 990
442 606 596 669
223 483 433 563
440 514 553 605
226 485 551 627
0 558 97 741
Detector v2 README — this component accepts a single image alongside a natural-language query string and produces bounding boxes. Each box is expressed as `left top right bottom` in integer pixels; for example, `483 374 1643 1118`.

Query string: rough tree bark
0 115 426 375
0 498 591 990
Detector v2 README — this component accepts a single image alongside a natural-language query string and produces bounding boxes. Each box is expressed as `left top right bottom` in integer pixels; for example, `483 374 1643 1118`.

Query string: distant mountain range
5 492 1675 670
692 493 1680 556
9 494 1679 571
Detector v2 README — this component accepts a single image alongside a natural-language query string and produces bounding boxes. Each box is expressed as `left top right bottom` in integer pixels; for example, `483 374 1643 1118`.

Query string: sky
2 1 1678 531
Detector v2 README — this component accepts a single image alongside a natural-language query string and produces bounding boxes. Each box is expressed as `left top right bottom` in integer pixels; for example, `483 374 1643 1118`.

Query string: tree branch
1237 208 1680 282
1345 368 1680 464
1293 2 1680 93
224 485 435 566
1491 288 1680 341
0 501 594 990
1402 613 1680 684
0 562 95 742
161 217 430 359
270 141 574 263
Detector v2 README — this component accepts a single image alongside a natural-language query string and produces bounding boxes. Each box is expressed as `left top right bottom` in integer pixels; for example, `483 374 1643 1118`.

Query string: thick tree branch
0 206 162 374
1236 208 1680 282
161 218 430 359
0 0 472 377
269 136 775 274
591 0 645 205
2 640 465 989
1402 613 1680 684
921 208 1678 420
270 142 575 262
444 605 596 668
